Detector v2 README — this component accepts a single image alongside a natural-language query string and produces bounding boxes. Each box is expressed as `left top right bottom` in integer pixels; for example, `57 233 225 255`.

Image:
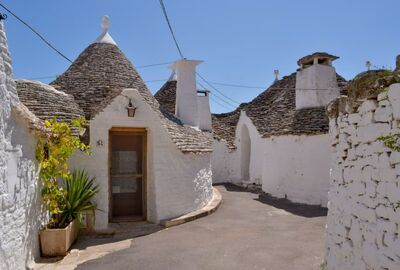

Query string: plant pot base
40 220 79 257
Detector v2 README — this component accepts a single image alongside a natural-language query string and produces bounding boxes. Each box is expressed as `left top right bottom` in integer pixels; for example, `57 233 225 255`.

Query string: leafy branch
35 117 90 228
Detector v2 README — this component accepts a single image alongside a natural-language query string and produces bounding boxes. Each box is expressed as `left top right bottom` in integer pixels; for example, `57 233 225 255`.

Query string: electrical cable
0 3 73 63
197 82 237 108
196 72 241 105
158 0 184 59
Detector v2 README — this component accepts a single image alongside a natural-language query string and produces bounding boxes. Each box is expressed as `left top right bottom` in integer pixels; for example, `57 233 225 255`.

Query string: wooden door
109 128 146 222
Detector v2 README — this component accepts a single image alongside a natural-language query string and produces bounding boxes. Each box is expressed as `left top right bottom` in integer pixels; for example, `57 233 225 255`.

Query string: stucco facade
69 89 213 229
209 52 342 207
296 63 340 110
261 134 330 206
211 111 331 206
0 21 42 270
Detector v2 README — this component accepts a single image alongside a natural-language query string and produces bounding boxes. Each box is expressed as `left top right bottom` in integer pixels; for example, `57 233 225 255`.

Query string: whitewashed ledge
161 188 222 228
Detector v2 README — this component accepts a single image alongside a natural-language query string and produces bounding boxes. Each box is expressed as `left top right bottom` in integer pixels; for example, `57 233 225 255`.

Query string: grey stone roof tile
50 43 212 153
16 80 84 123
156 72 347 149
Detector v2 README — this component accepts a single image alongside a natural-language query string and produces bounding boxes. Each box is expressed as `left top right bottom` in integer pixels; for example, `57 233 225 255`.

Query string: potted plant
39 169 99 256
36 117 98 256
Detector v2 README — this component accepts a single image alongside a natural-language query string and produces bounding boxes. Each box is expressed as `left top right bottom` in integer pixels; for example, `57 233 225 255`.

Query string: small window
197 90 208 97
318 58 329 65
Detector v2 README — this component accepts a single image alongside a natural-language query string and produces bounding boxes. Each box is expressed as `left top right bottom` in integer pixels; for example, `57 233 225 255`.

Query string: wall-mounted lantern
126 99 137 117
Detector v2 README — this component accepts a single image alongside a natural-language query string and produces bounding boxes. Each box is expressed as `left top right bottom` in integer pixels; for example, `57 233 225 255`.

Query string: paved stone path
71 184 327 270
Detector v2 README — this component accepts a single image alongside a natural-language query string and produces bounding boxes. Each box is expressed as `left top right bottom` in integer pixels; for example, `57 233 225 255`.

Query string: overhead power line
145 79 168 83
136 61 173 69
208 81 265 89
197 82 237 108
209 94 235 111
158 0 184 59
0 3 73 63
156 0 243 108
196 72 241 105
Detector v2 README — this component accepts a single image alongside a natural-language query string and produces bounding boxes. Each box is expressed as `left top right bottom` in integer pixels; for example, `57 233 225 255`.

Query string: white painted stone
211 140 240 184
171 59 202 127
295 63 340 110
357 100 378 114
388 83 400 120
377 90 388 101
356 123 391 143
389 151 400 165
348 113 361 125
374 105 392 122
326 85 400 269
262 134 331 206
0 21 42 270
94 16 117 45
70 89 213 228
360 111 375 126
197 92 212 131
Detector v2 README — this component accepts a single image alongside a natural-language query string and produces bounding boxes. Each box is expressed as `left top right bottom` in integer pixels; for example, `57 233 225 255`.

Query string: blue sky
2 0 399 113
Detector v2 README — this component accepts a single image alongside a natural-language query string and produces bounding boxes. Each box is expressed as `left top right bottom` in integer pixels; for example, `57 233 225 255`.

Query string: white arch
240 124 251 181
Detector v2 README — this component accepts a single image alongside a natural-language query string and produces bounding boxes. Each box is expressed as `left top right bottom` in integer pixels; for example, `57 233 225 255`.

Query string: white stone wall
262 134 331 206
172 60 201 127
69 89 213 229
296 64 340 110
211 140 240 184
326 84 400 269
211 111 263 185
0 22 42 270
211 111 330 206
197 94 212 131
235 112 264 184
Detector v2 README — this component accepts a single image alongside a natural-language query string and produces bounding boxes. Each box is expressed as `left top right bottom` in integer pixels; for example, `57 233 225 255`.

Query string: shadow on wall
240 125 251 181
222 183 327 218
22 159 46 268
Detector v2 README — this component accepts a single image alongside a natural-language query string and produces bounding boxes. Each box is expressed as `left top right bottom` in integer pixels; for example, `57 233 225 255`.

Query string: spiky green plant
58 169 99 228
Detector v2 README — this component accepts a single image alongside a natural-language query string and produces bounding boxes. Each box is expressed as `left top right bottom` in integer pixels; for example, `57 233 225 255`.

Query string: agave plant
58 169 99 228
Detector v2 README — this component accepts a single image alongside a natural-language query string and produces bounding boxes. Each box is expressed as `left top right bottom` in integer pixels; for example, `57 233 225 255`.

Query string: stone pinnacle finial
366 61 371 71
94 15 117 45
101 15 110 31
274 69 279 81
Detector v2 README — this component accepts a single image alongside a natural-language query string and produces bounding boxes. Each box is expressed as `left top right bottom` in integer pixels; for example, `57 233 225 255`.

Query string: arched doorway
240 125 251 181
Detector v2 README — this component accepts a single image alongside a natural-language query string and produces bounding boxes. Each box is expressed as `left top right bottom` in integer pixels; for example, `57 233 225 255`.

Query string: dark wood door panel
109 128 147 222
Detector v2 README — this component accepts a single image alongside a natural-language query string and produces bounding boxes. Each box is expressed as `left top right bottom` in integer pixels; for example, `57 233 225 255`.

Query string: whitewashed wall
296 63 340 110
262 134 330 206
211 111 263 185
325 84 400 270
211 111 330 207
0 22 42 270
69 89 213 229
236 112 264 184
211 140 240 184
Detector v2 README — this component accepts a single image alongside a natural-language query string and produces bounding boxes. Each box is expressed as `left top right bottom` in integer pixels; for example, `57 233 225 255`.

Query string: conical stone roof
51 42 146 119
156 70 347 149
50 32 212 153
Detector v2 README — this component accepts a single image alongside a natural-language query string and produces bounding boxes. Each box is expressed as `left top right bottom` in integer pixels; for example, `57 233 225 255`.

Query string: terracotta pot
39 219 79 257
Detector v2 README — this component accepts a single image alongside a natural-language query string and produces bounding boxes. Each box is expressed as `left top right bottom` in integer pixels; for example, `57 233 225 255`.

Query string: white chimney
295 53 340 110
197 90 212 131
171 59 203 127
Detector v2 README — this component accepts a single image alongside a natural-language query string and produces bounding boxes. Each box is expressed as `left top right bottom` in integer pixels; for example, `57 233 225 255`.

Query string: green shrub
58 169 99 228
378 134 400 152
35 117 91 228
